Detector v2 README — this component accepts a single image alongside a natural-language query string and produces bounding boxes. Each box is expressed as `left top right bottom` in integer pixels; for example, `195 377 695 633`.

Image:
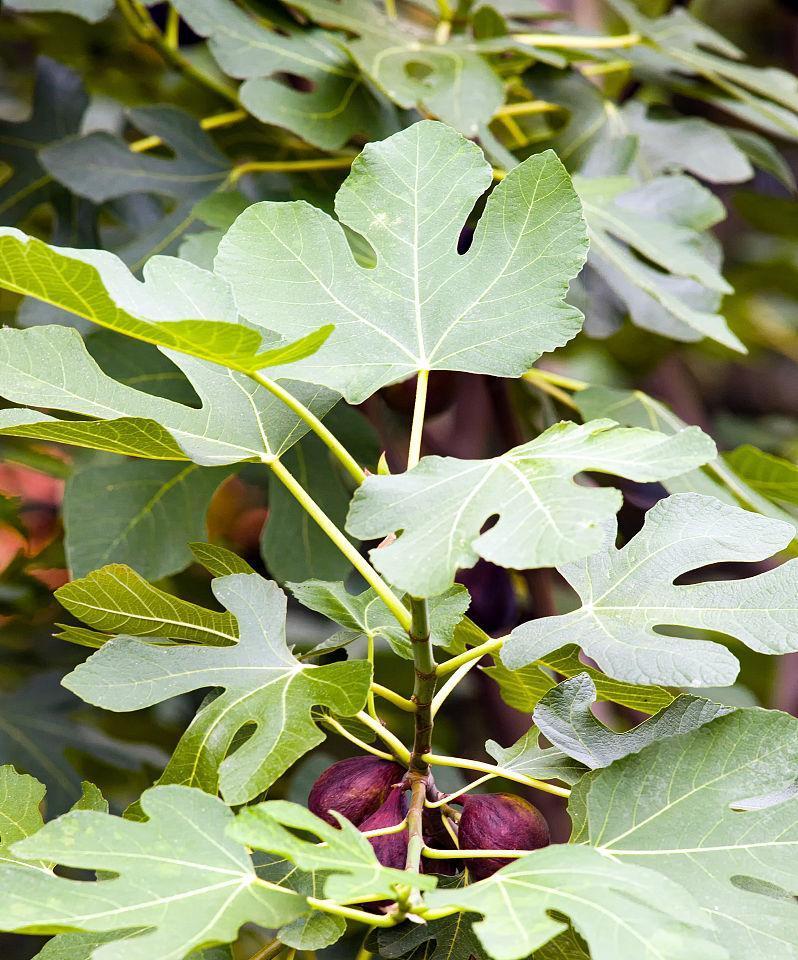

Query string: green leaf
279 0 508 133
0 229 332 374
0 785 307 959
423 843 720 960
189 541 256 577
172 0 398 150
347 418 716 597
63 459 234 580
0 673 164 816
484 645 675 715
3 1 113 22
56 564 239 646
0 766 45 868
575 384 798 539
570 708 798 958
290 581 470 659
231 800 435 902
503 492 798 686
484 728 584 785
34 935 232 960
215 120 588 403
41 106 231 269
256 856 345 950
63 573 372 803
533 674 731 769
377 913 487 960
575 174 742 350
0 58 92 239
606 0 798 139
0 325 337 467
725 445 798 506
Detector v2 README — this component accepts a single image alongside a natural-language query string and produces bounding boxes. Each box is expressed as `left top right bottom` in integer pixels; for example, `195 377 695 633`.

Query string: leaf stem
425 773 496 807
425 753 571 798
422 845 530 859
523 370 579 410
247 940 285 960
231 156 357 182
404 776 428 873
407 370 429 470
526 368 588 392
372 682 417 712
366 636 378 720
430 657 478 717
268 459 409 628
513 31 641 49
251 373 366 486
129 108 247 153
436 636 504 677
355 710 412 763
307 897 399 927
495 100 561 117
165 4 180 49
323 714 396 761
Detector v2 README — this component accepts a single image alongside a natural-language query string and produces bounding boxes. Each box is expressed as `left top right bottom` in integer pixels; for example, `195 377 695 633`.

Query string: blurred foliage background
2 0 798 956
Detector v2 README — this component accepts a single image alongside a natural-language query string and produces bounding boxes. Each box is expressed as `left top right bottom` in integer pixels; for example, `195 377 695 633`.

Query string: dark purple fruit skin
421 806 459 876
308 756 405 828
458 793 549 881
359 787 409 869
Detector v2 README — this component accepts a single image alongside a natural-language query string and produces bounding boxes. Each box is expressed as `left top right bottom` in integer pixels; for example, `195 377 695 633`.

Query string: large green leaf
347 418 715 597
725 445 798 506
215 120 588 403
56 564 238 646
172 0 397 150
503 492 798 686
0 785 307 960
41 107 231 269
34 936 232 960
423 844 720 960
63 573 372 803
0 766 45 868
63 459 234 580
484 728 584 785
570 708 798 958
532 675 731 770
575 174 741 350
0 230 332 374
231 800 434 903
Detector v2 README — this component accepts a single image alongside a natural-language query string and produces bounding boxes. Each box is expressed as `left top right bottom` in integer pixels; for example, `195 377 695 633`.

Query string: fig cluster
308 756 549 881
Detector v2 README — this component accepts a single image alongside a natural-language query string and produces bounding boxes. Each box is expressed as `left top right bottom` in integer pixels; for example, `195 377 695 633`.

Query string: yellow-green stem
422 846 531 859
267 459 409 627
307 897 399 927
407 369 429 469
514 31 641 49
372 682 417 712
251 372 366 486
425 753 571 798
231 156 356 182
355 710 412 763
323 715 395 761
436 636 504 676
130 108 247 153
425 773 496 807
496 99 561 117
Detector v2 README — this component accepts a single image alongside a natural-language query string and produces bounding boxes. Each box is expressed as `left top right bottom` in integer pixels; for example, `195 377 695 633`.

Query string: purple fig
421 806 460 876
309 755 405 828
458 793 549 881
359 786 409 869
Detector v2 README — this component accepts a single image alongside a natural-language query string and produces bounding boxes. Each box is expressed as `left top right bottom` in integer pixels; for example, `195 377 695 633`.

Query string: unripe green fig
359 786 409 869
308 755 405 827
458 793 549 880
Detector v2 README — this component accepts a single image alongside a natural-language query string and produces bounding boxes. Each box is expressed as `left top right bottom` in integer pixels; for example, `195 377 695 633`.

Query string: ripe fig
359 786 409 869
308 755 405 828
458 793 549 881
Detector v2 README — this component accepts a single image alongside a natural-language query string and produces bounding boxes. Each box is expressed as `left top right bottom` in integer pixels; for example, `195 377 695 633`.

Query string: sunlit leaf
347 418 715 597
504 492 798 686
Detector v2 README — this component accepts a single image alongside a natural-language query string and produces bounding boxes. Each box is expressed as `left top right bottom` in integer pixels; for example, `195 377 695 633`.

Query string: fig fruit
458 793 549 880
359 786 409 869
308 755 405 828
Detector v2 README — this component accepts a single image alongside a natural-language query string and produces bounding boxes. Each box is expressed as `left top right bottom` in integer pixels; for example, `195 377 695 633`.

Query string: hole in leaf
404 60 434 83
273 72 316 94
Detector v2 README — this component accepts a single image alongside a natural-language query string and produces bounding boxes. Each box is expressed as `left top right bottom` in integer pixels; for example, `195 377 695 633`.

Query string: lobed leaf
503 492 798 686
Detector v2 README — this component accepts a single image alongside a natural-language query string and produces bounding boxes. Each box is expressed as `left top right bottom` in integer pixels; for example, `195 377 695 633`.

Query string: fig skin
359 786 409 869
308 755 405 828
458 793 549 881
